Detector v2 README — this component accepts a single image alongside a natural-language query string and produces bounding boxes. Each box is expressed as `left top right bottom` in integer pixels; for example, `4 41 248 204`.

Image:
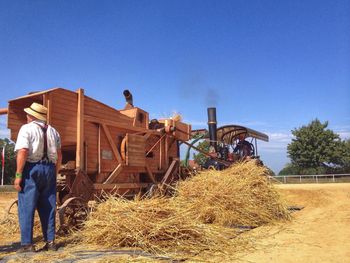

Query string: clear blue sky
0 0 349 173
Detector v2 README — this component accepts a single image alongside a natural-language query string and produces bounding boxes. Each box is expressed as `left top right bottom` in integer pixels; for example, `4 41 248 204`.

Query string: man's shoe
17 244 36 253
43 241 58 251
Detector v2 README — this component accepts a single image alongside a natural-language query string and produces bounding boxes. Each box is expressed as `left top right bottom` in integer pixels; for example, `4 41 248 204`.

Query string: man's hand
14 178 22 191
15 148 28 192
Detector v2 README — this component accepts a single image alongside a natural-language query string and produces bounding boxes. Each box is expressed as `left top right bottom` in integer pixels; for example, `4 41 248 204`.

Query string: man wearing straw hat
14 102 62 252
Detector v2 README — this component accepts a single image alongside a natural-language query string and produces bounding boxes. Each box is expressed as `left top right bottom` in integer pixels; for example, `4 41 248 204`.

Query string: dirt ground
238 183 350 263
0 183 349 262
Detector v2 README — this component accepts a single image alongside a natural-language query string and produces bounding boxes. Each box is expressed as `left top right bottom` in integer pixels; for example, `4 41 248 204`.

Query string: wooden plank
45 93 52 124
85 115 160 134
103 164 123 184
8 114 26 122
51 114 77 124
159 135 164 170
94 182 149 190
126 134 146 166
119 108 137 118
120 166 147 174
102 124 122 164
164 136 169 168
160 159 178 188
98 124 101 174
50 91 77 104
49 122 77 132
84 103 132 122
51 95 77 105
8 87 59 102
76 88 84 170
145 164 157 183
143 133 154 139
145 134 165 156
7 120 23 129
51 106 77 117
51 96 77 106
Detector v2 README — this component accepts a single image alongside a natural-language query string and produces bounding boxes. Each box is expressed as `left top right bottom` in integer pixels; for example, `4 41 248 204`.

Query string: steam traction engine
187 107 269 170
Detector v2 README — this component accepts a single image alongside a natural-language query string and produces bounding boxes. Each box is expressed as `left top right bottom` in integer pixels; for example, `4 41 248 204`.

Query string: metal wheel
208 165 217 171
57 197 89 234
6 199 18 216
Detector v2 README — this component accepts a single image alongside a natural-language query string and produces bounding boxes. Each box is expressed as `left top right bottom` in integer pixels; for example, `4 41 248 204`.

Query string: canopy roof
217 125 269 144
191 125 269 145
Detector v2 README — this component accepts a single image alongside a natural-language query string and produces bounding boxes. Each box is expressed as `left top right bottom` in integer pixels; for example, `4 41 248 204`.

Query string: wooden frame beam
85 115 160 135
145 164 157 183
146 133 166 156
103 164 123 184
76 88 84 170
98 124 101 174
45 93 53 125
94 182 149 190
102 124 123 164
160 159 178 189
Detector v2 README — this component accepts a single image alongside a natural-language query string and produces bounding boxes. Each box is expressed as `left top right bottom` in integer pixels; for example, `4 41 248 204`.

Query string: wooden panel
53 126 76 145
144 134 162 172
114 172 140 183
51 120 76 130
85 115 159 134
120 166 147 174
126 134 146 167
85 121 98 173
99 126 118 173
174 121 192 141
119 108 137 118
119 107 149 129
158 119 191 141
50 94 77 105
51 106 77 117
84 96 133 123
8 97 43 141
102 124 122 164
49 89 78 148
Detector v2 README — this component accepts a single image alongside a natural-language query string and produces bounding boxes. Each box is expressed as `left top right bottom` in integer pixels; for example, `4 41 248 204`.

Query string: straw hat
24 102 47 122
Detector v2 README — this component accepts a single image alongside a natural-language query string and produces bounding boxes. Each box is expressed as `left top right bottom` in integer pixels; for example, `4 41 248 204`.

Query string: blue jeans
18 161 56 245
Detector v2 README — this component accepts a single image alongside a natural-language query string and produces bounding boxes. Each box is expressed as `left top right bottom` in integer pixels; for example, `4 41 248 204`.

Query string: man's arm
14 148 29 191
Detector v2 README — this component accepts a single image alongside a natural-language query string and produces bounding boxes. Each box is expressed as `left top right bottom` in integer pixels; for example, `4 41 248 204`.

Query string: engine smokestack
123 89 133 108
207 107 217 152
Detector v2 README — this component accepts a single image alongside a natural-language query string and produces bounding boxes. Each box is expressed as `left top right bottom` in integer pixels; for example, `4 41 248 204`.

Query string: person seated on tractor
233 134 254 160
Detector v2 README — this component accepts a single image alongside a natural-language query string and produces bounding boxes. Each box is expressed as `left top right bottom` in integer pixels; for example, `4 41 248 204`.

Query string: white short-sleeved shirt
15 120 61 163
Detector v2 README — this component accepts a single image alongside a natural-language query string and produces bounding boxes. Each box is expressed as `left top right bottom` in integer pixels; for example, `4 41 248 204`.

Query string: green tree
287 119 345 174
0 138 16 185
192 140 210 166
337 139 350 173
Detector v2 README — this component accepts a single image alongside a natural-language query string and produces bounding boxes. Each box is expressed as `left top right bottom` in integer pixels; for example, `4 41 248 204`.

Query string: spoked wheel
57 197 89 234
6 199 18 215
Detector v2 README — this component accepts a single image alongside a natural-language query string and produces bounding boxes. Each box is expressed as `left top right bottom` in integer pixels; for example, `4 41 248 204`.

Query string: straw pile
175 161 290 227
0 208 42 237
78 196 236 255
77 161 290 258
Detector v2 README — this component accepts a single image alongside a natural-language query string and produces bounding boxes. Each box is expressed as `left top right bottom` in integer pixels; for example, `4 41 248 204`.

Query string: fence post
333 174 335 182
316 175 318 183
284 176 286 184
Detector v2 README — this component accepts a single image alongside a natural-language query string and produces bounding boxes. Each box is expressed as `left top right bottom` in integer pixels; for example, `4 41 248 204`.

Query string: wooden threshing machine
2 88 191 229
